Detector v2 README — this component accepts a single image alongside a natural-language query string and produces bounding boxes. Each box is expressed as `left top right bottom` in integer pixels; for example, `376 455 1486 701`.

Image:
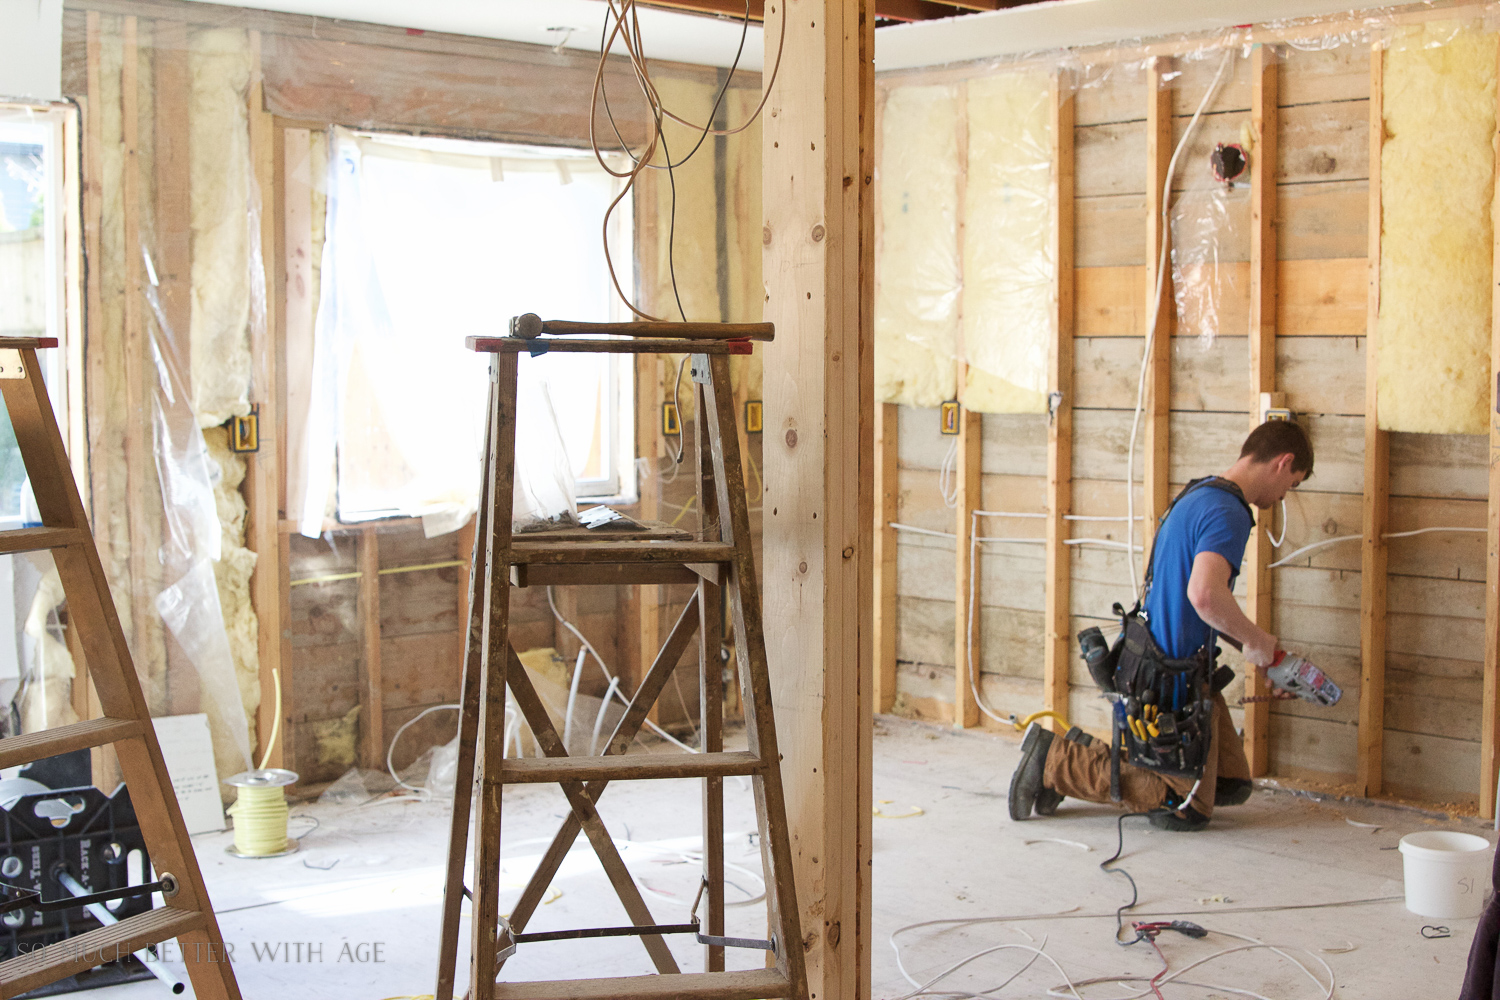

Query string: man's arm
1185 551 1278 666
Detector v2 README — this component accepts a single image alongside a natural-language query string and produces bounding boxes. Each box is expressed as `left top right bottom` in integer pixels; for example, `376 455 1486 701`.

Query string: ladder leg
505 652 682 974
497 596 704 961
695 380 726 972
0 351 243 1000
471 353 519 1000
435 383 496 1000
701 356 808 997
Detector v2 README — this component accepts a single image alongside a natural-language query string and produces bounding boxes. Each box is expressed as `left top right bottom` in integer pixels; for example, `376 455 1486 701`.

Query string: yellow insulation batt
962 71 1053 414
204 428 261 753
188 28 255 428
876 84 960 407
1378 22 1496 435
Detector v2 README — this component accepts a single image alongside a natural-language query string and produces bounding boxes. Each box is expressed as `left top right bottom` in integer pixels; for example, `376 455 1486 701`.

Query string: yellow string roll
226 784 291 856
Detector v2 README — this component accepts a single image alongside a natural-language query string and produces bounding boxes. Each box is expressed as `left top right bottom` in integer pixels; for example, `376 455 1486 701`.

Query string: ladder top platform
0 337 58 350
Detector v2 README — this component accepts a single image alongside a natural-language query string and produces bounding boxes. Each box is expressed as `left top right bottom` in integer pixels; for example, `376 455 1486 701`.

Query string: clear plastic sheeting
298 128 630 537
1170 184 1245 350
875 84 960 408
513 369 579 533
962 70 1053 414
16 567 78 736
1377 20 1497 435
144 260 255 777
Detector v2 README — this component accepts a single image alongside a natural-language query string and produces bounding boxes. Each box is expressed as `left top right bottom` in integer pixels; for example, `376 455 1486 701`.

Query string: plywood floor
82 715 1488 998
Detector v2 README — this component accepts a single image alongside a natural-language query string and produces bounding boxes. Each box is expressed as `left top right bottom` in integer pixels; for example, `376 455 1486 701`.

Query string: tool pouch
1111 613 1214 781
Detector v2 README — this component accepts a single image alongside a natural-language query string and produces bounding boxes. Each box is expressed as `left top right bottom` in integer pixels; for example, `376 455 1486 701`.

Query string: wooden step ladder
0 338 241 999
434 319 807 1000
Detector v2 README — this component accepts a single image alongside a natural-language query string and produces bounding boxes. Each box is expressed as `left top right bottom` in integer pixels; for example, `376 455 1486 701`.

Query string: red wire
1146 934 1170 1000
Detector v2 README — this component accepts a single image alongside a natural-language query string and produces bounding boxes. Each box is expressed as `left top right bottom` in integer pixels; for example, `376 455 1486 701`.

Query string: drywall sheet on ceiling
1378 21 1496 435
962 71 1052 414
876 83 959 407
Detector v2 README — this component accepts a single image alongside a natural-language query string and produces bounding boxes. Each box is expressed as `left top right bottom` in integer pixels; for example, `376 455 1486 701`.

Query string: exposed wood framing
358 526 384 769
1142 56 1174 552
954 395 981 728
874 402 898 714
120 16 156 710
62 106 87 483
761 0 874 994
81 13 105 770
1243 43 1279 778
1358 42 1389 799
276 126 314 774
953 80 978 730
152 19 189 369
1043 70 1074 728
248 30 284 769
1484 42 1500 820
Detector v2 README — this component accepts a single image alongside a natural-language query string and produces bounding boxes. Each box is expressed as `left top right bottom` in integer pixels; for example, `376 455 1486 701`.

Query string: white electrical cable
966 512 1024 725
386 703 462 794
1268 497 1288 548
1266 526 1484 569
1063 539 1143 551
1123 47 1236 600
892 523 959 539
889 912 1339 1000
564 645 588 751
1065 514 1144 522
939 438 961 509
546 586 698 754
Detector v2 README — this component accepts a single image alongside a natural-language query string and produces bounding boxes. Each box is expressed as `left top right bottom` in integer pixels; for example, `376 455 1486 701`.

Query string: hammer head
510 313 544 339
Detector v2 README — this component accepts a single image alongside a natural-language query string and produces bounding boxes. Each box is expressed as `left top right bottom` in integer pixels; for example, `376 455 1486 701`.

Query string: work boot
1148 803 1210 832
1007 723 1055 820
1214 777 1252 806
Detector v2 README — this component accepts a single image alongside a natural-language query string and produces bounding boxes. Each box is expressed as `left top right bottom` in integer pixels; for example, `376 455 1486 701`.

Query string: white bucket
1398 831 1492 919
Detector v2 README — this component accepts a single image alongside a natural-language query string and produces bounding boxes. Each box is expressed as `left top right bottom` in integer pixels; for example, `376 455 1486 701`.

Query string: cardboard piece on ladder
433 319 806 1000
0 339 241 999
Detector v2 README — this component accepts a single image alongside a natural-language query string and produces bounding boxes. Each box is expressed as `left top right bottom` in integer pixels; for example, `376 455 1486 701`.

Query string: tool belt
1087 476 1253 799
1110 610 1215 783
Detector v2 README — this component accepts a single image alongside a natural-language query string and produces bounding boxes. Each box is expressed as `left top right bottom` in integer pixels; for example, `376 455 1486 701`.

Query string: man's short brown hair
1241 420 1314 477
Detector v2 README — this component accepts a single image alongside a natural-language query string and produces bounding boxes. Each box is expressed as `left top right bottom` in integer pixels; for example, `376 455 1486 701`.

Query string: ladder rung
510 541 735 565
0 717 144 770
0 526 84 555
500 751 762 784
492 969 792 1000
0 905 204 997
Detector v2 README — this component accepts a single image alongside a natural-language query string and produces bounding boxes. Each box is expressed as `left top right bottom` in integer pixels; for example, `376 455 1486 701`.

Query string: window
299 129 635 535
0 104 75 527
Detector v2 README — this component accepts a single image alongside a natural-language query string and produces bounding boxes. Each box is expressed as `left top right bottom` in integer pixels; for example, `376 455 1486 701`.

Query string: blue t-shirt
1141 480 1254 659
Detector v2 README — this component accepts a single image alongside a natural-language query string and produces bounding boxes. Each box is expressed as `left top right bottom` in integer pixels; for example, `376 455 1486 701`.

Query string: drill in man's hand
1264 651 1342 706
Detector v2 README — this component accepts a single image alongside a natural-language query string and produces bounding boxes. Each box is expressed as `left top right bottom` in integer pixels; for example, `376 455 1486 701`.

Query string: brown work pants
1041 692 1249 819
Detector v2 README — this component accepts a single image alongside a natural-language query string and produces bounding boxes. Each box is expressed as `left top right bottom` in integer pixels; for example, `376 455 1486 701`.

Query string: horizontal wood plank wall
63 0 738 146
879 27 1491 805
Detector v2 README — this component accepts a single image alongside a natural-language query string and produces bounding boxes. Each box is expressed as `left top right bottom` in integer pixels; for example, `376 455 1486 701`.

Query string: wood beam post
1142 56 1174 554
874 402 898 714
358 526 384 769
1244 44 1279 778
120 16 156 709
247 30 284 770
954 394 981 728
1043 70 1075 731
761 0 874 994
1358 42 1389 799
1484 41 1500 821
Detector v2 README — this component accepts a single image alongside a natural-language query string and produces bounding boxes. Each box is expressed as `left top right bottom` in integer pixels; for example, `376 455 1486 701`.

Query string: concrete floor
76 715 1490 998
